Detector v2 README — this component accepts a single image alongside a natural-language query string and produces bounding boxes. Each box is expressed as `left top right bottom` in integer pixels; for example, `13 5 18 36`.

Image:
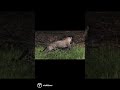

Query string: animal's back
55 41 67 48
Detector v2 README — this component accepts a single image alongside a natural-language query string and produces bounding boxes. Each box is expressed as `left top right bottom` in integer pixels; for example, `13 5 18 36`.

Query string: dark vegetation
0 12 35 79
85 12 120 78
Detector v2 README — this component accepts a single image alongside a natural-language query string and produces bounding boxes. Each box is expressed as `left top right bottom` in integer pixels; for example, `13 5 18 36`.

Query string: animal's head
66 37 72 42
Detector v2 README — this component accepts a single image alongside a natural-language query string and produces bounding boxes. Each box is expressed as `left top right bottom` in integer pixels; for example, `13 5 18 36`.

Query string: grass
0 46 35 79
35 44 85 60
85 42 120 79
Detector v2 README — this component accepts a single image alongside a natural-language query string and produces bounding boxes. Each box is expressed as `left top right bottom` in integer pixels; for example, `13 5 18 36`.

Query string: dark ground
35 31 85 47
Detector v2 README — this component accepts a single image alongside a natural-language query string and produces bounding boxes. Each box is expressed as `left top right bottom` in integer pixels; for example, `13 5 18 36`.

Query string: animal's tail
84 26 89 38
43 47 47 51
39 47 47 52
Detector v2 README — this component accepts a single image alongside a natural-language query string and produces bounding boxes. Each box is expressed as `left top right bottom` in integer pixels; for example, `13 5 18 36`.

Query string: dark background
35 8 85 30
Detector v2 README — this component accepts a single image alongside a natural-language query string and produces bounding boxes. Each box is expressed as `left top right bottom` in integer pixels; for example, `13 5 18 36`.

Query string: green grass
0 46 35 79
85 42 120 79
35 44 85 60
